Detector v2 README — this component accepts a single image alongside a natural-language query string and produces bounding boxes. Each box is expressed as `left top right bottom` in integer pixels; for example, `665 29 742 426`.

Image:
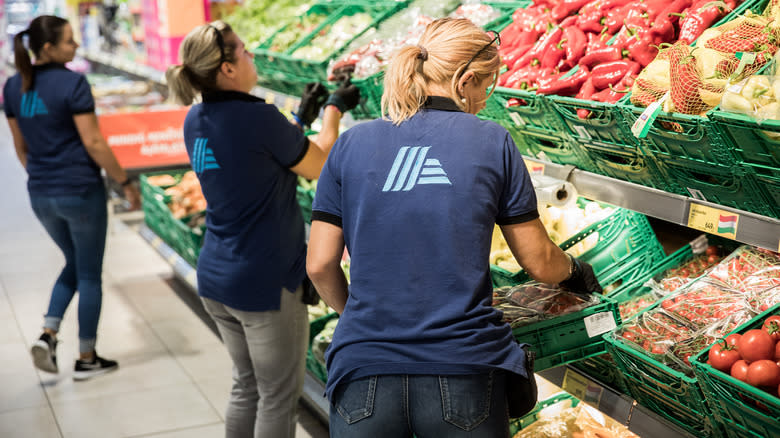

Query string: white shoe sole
31 341 57 373
73 365 118 381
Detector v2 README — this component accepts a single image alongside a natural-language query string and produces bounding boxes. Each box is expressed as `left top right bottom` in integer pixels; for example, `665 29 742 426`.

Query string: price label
562 369 604 406
584 312 617 338
631 92 669 138
573 125 593 140
284 97 297 111
524 160 545 175
688 203 739 239
265 93 275 104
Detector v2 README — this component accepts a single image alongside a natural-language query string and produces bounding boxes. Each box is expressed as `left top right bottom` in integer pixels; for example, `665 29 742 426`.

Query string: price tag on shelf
584 312 617 338
265 93 275 104
562 369 604 406
687 203 739 239
523 159 545 175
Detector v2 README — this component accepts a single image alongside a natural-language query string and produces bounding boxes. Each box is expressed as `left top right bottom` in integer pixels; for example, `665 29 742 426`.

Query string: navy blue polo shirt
3 64 102 195
312 96 539 398
183 90 309 311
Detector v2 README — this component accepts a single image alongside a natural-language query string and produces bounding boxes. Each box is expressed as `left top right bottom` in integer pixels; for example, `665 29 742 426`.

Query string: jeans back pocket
439 371 494 431
332 376 377 424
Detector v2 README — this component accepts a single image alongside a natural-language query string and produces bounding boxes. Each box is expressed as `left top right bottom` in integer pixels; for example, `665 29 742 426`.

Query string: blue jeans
330 371 510 438
29 185 107 354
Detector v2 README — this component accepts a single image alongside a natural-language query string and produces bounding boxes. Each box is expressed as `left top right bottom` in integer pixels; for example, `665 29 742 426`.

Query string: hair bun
417 45 428 61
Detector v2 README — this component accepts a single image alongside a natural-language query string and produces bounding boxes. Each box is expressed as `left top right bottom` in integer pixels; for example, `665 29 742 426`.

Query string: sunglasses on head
459 30 500 79
211 25 227 65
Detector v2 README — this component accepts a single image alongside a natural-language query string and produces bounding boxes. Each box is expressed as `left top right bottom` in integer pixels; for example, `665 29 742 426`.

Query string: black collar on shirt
32 63 67 71
421 96 464 112
202 90 265 103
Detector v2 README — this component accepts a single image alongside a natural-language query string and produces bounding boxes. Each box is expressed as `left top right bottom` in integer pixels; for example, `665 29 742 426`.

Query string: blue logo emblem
192 137 220 173
20 91 48 118
382 146 451 192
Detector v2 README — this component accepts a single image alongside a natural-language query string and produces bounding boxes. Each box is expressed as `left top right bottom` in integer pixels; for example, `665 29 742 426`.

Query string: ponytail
166 21 237 105
381 45 430 125
381 18 501 125
165 64 199 105
14 30 33 92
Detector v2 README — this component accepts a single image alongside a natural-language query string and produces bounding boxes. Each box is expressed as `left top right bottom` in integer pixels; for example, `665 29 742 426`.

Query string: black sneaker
73 353 119 381
31 333 58 373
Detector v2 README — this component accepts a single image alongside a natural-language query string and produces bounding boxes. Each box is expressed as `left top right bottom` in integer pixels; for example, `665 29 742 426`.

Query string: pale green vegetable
721 91 755 113
741 75 773 100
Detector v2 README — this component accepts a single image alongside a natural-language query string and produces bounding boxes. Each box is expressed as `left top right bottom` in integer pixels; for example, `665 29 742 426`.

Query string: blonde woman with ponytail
166 20 359 438
307 18 602 437
4 15 141 381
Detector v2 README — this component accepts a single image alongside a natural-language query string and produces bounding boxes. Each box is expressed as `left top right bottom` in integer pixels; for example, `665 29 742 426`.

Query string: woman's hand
123 184 141 210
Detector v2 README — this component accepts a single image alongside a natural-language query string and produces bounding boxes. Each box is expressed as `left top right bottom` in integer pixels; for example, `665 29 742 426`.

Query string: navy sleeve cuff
311 210 342 228
72 107 95 115
496 209 539 226
287 137 310 168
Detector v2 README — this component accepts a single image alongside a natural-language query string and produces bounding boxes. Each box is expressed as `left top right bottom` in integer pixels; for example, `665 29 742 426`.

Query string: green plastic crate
512 295 621 372
140 170 205 267
619 372 724 438
654 155 778 218
307 312 339 384
569 353 628 394
709 110 780 170
255 2 407 84
509 392 580 434
604 332 716 437
491 203 665 293
516 127 595 169
579 141 670 191
296 186 315 224
692 303 780 438
748 164 780 218
548 94 638 151
494 87 566 133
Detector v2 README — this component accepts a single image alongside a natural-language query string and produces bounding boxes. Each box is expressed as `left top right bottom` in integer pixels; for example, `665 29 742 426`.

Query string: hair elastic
417 45 428 61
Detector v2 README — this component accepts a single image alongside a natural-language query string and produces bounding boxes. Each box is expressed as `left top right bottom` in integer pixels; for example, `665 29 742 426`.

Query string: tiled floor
0 121 329 437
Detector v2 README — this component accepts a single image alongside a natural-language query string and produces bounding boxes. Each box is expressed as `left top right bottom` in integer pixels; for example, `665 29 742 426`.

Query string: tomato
738 330 776 362
710 342 741 373
775 341 780 362
707 254 720 264
706 246 719 256
679 268 691 278
731 360 750 382
725 333 742 348
762 316 780 342
746 360 780 388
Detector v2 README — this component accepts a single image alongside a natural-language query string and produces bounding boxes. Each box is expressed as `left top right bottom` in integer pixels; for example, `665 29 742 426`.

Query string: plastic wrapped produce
658 280 749 329
647 246 726 294
513 396 640 438
614 309 697 359
618 292 661 321
708 246 780 290
493 283 601 328
291 13 374 61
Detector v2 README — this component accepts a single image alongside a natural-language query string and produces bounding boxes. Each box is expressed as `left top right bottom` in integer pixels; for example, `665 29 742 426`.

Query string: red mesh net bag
631 50 670 108
701 13 780 81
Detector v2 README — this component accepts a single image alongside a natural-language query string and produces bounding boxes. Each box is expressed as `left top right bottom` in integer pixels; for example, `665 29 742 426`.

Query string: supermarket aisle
0 121 329 438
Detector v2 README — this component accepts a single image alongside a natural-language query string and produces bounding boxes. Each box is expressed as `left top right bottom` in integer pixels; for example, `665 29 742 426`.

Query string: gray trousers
202 287 309 438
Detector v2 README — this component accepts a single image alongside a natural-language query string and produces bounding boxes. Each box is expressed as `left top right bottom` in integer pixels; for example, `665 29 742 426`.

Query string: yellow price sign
284 97 297 112
523 160 545 175
687 203 739 239
562 369 603 406
265 93 275 105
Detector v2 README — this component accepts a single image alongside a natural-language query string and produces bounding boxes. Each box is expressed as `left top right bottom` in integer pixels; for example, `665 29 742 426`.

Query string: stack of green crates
253 1 409 97
692 303 780 438
140 170 205 267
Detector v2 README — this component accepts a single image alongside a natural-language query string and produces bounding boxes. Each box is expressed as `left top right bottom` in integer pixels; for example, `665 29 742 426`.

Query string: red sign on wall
99 108 190 169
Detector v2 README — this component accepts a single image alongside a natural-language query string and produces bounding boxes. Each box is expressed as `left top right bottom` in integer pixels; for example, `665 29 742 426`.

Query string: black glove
325 78 360 113
560 255 603 294
296 82 329 127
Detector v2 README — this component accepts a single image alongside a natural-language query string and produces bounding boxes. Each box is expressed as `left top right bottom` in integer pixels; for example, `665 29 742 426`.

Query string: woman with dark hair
3 15 141 380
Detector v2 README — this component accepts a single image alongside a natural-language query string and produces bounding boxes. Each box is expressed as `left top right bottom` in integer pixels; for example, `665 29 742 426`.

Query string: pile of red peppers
497 0 741 106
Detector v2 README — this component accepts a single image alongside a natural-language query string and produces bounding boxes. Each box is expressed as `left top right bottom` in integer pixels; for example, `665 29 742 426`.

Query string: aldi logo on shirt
192 137 220 173
20 91 48 118
382 146 451 192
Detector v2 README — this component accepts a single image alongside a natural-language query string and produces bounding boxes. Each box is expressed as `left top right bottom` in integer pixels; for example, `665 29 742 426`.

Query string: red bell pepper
591 60 641 90
587 32 611 52
537 66 590 96
551 0 592 21
655 0 694 28
579 46 625 68
678 1 730 44
604 4 633 34
598 0 634 11
576 1 607 33
502 42 536 71
541 38 567 69
667 43 707 113
563 26 588 68
576 77 597 99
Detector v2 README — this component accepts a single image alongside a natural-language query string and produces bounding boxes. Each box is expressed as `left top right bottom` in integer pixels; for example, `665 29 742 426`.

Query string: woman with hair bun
307 18 602 437
4 15 141 381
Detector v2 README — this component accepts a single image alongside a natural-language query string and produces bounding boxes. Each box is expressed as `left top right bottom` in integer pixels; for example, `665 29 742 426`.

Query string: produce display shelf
522 157 780 253
79 49 167 85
